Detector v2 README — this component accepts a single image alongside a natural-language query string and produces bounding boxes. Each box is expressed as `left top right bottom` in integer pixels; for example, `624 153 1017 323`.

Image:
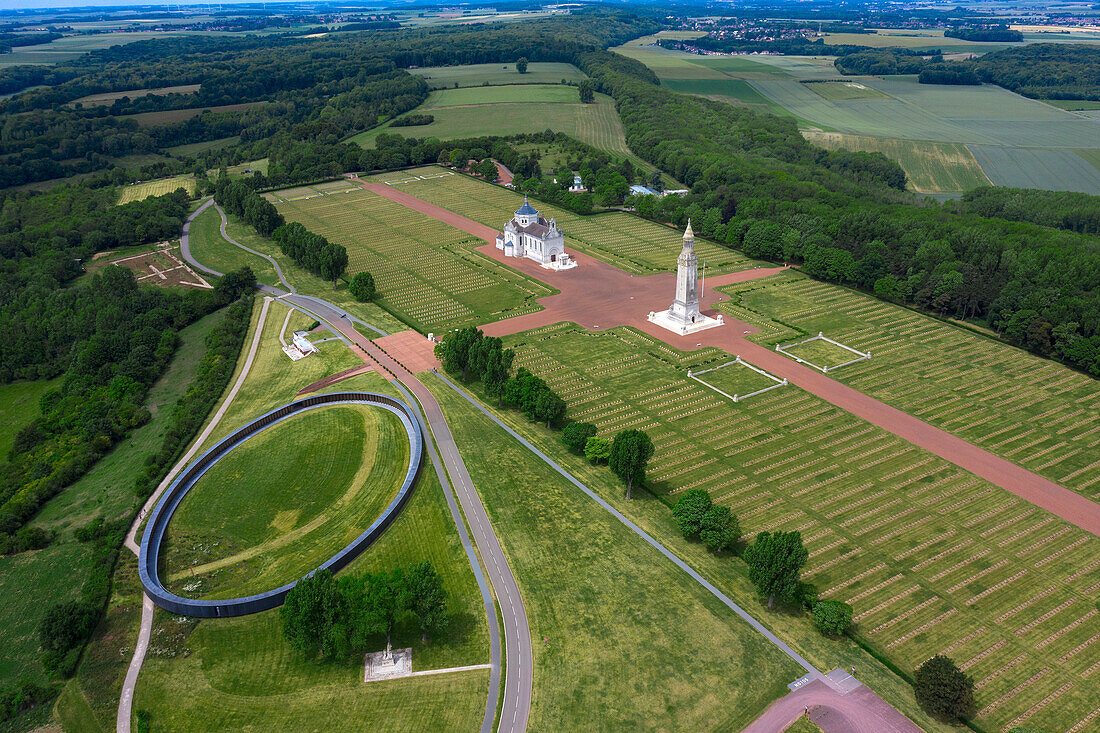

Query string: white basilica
648 220 724 335
496 196 577 270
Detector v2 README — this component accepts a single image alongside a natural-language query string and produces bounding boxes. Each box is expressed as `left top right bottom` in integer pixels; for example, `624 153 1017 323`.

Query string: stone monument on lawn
648 220 724 335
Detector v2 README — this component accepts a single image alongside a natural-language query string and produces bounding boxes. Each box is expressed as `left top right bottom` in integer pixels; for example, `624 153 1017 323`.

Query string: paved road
177 213 532 731
365 180 1100 537
118 295 273 733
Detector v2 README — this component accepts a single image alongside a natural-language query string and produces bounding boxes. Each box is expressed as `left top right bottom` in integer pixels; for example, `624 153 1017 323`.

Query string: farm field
411 61 585 88
613 35 1100 194
161 403 407 601
423 83 579 106
824 29 1018 52
117 174 196 204
0 309 226 696
165 135 240 157
354 92 643 167
427 378 806 731
802 80 889 100
366 166 760 275
0 31 192 67
967 145 1100 194
800 131 991 193
268 182 556 332
124 102 266 127
721 271 1100 500
67 83 200 107
493 321 1100 733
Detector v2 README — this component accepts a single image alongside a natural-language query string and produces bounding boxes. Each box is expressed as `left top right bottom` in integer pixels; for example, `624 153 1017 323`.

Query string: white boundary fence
688 356 788 403
775 332 871 373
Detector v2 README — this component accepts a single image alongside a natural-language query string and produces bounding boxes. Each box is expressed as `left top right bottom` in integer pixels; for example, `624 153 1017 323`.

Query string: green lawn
424 83 579 107
368 166 761 275
186 204 282 287
0 378 59 459
162 404 409 601
692 359 782 399
488 321 1098 733
267 183 555 333
779 337 866 371
802 81 890 100
426 378 803 730
413 62 585 89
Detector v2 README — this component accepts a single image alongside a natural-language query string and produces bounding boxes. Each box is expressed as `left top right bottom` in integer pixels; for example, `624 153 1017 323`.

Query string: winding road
168 200 532 732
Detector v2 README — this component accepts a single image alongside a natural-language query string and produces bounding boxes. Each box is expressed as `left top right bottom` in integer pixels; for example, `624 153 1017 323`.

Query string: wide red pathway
361 180 1100 537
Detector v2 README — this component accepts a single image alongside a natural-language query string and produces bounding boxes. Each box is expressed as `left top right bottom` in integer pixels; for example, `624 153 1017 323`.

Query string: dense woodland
972 44 1100 100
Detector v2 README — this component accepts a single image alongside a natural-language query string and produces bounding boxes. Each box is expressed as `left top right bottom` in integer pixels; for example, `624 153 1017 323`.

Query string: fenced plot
368 166 759 275
776 332 870 372
272 185 553 332
689 357 787 402
721 271 1100 499
500 321 1100 733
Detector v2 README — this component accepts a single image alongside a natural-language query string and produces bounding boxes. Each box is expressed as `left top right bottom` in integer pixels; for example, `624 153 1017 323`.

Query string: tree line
972 43 1100 100
280 563 448 660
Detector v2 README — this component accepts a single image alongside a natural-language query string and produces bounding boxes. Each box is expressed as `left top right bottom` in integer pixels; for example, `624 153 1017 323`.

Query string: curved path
361 180 1100 537
138 392 423 618
118 294 273 733
175 210 530 730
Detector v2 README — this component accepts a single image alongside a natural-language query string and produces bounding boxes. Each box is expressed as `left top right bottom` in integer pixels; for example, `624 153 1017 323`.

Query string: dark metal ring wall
138 391 424 618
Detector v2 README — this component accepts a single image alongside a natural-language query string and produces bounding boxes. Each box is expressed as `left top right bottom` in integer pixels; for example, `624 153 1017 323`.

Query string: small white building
630 184 660 197
496 196 577 270
568 175 585 193
283 331 319 361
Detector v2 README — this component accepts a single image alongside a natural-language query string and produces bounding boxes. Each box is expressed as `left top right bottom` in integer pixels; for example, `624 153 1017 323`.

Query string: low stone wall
138 391 424 618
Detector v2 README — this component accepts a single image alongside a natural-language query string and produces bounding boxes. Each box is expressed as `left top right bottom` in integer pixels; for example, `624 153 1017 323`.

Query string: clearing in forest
411 61 586 89
117 174 196 204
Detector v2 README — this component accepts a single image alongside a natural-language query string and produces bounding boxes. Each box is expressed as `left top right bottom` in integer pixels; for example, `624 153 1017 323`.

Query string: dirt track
360 180 1100 537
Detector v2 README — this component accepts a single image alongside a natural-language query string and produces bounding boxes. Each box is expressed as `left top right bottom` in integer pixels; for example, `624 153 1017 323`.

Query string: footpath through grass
426 377 803 730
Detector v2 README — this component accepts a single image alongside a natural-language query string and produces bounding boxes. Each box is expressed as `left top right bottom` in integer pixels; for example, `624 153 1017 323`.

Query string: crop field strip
722 272 1100 500
269 184 554 331
502 323 1100 732
367 166 756 275
117 174 197 204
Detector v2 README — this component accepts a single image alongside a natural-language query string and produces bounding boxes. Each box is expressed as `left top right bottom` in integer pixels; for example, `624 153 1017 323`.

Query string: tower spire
684 219 694 240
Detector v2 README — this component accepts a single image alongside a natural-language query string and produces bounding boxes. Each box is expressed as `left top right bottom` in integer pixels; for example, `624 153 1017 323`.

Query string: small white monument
496 195 577 270
648 220 724 336
282 331 319 361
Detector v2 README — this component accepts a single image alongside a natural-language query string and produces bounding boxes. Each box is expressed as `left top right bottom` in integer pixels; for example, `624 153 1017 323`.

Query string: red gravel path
742 680 921 733
360 180 1100 537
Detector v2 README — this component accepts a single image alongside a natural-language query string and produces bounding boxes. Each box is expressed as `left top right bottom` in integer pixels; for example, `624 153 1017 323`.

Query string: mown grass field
800 131 991 193
490 320 1100 733
427 378 804 731
268 182 556 332
124 102 266 127
117 175 196 204
0 309 226 702
367 166 761 275
0 377 59 458
162 404 407 601
723 271 1100 501
412 61 585 89
423 83 579 106
184 200 408 335
67 83 200 107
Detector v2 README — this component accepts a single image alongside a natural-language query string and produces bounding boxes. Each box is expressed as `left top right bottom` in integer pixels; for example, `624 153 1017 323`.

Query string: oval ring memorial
138 391 424 618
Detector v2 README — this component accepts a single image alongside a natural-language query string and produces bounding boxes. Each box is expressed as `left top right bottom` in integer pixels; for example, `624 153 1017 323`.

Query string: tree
360 568 409 655
435 326 482 381
672 488 712 538
349 271 376 302
578 79 595 103
812 600 853 636
534 387 566 428
699 505 740 552
516 57 528 74
561 422 597 454
477 159 498 181
38 601 97 654
584 436 612 463
608 429 654 500
406 561 449 643
482 347 514 406
280 569 339 656
743 531 808 608
914 655 975 722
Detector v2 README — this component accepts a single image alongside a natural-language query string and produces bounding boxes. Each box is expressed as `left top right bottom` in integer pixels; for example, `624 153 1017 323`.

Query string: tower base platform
647 310 724 336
